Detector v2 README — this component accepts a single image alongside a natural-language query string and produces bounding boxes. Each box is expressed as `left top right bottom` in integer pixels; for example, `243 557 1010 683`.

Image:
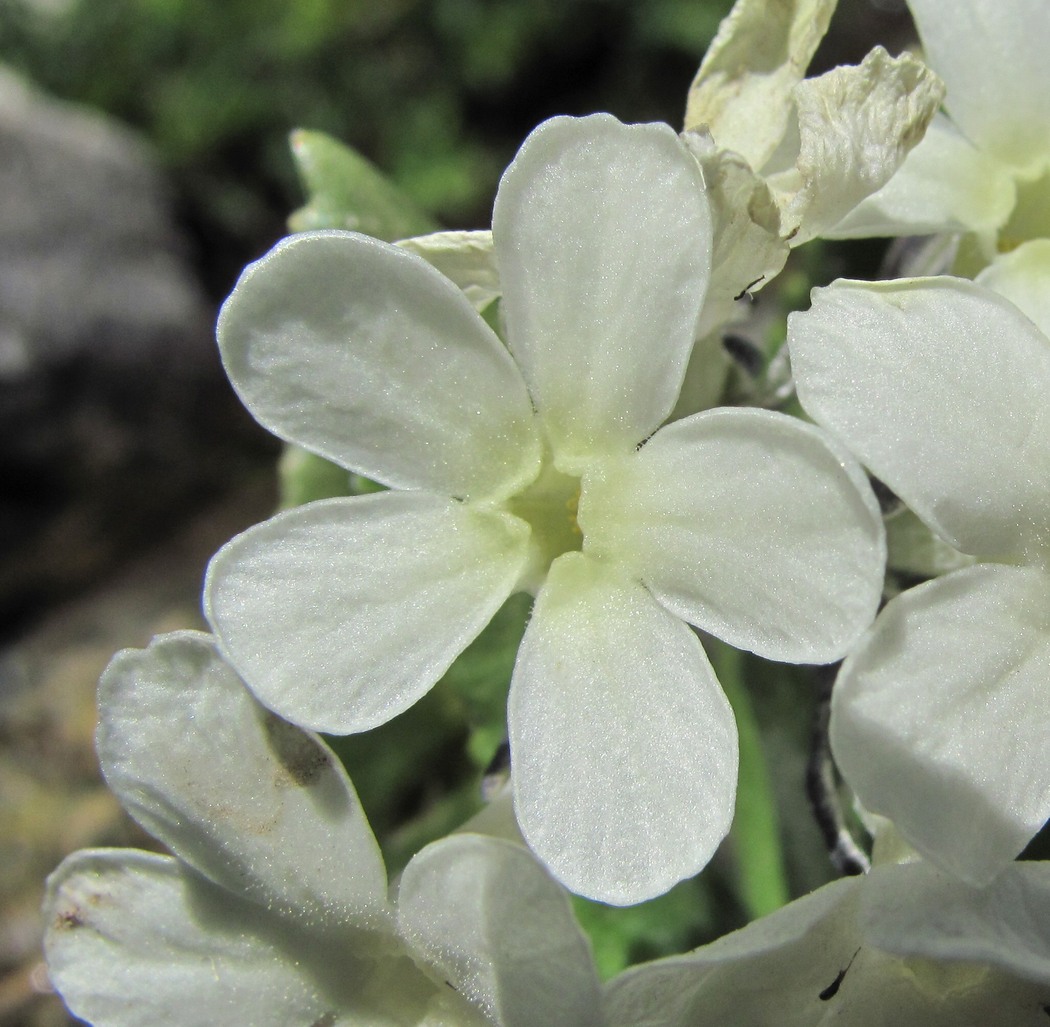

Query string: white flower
44 632 603 1027
377 2 946 419
604 854 1050 1026
205 113 886 905
786 239 1050 885
830 0 1050 261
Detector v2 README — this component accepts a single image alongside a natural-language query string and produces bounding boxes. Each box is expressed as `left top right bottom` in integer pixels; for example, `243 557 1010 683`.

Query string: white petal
608 869 1050 1025
205 492 528 734
609 868 1050 1024
454 787 522 844
582 408 885 664
397 835 602 1027
770 47 945 244
681 130 789 342
909 0 1050 172
218 229 540 502
508 553 737 905
97 632 389 929
396 230 500 313
44 851 435 1027
605 877 860 1027
976 239 1050 339
788 277 1050 565
827 113 1017 239
492 114 711 465
862 861 1050 988
684 0 836 171
831 563 1050 885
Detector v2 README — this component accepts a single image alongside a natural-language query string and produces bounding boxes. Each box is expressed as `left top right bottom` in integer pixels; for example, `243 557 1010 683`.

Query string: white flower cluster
44 0 1050 1023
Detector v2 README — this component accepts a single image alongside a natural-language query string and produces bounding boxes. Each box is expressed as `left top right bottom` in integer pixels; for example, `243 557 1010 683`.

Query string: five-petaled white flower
831 0 1050 264
787 239 1050 886
205 113 885 905
45 632 604 1027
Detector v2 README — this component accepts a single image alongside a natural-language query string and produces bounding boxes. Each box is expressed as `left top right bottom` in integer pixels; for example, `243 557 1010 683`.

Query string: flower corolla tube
206 113 885 905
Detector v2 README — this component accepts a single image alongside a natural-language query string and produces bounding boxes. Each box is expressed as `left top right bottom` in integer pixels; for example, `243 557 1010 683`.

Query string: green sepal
288 129 439 240
276 445 352 508
277 446 389 510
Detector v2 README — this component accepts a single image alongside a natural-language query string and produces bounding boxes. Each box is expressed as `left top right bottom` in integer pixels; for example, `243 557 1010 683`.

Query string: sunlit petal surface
493 114 711 465
98 632 390 929
397 835 602 1026
909 0 1050 173
975 239 1050 339
218 230 540 501
206 492 529 734
828 114 1016 239
831 564 1050 885
509 553 737 905
583 408 884 664
45 851 435 1027
789 277 1050 565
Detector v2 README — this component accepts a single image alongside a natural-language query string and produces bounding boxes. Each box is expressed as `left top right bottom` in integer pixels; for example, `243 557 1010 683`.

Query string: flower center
505 459 583 594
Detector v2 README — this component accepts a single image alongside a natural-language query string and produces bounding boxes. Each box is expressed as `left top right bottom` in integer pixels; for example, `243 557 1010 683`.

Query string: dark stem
806 664 870 876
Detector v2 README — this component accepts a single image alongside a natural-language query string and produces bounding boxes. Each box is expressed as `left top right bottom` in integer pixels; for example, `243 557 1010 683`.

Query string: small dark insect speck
54 909 84 931
446 980 458 992
819 968 846 1001
820 948 861 1001
733 275 765 302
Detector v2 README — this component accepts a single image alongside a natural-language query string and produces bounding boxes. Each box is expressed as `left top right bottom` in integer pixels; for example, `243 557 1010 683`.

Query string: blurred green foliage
0 0 732 293
287 128 439 236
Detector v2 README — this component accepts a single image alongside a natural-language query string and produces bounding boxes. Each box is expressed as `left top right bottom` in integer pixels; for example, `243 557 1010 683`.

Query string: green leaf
323 684 471 865
276 445 352 508
440 593 531 769
287 128 439 239
572 878 716 979
705 638 790 921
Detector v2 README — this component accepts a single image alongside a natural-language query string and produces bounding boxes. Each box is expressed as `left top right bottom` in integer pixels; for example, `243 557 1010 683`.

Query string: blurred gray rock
0 67 268 636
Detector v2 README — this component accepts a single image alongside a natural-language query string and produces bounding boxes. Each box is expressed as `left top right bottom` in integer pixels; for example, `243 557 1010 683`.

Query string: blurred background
0 1 913 1023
